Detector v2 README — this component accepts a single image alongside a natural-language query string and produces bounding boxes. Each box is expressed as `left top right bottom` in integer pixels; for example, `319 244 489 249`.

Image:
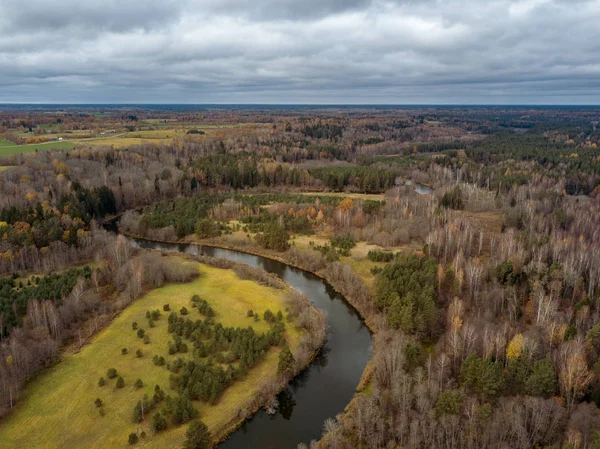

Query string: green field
0 141 76 157
0 262 300 449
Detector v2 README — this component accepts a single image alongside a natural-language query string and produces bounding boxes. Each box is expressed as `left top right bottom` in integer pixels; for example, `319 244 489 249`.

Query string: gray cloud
0 0 599 103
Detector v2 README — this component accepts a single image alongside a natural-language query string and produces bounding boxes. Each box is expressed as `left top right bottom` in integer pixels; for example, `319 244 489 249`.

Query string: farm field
0 140 76 157
0 262 300 449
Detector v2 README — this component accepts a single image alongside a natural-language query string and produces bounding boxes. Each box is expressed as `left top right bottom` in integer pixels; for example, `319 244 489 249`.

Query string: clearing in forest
0 263 300 449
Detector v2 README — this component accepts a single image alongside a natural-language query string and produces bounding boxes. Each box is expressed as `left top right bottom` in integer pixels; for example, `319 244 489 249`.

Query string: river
405 179 432 195
124 237 372 449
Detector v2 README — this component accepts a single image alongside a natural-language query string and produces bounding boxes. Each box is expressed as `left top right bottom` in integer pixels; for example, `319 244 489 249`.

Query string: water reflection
278 389 296 420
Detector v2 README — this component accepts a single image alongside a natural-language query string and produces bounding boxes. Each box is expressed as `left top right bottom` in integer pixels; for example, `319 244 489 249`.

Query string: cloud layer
1 0 599 104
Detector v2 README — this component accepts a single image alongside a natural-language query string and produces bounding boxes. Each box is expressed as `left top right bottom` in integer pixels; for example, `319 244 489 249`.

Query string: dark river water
125 237 372 449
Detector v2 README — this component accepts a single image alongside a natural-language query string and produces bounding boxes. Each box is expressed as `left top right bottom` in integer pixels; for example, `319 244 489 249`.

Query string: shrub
434 390 463 418
107 368 118 379
331 235 355 254
255 222 289 251
440 186 463 210
180 307 189 315
135 379 144 389
367 250 394 262
132 322 138 330
137 328 145 339
183 420 211 449
94 398 103 408
143 335 150 344
264 309 275 323
370 266 383 275
136 349 143 358
98 377 106 387
116 376 125 388
121 348 128 355
163 304 170 311
195 218 221 239
277 345 295 375
152 412 167 432
247 310 254 317
128 433 138 445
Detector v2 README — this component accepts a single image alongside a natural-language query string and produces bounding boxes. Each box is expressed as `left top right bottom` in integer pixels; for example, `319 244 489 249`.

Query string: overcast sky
0 0 599 104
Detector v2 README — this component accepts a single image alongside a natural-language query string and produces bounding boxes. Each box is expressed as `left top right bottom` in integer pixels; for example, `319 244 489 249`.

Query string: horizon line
1 103 599 107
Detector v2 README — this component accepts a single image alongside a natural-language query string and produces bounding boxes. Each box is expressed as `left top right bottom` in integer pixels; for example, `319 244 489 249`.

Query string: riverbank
0 255 326 449
121 230 380 409
123 230 379 334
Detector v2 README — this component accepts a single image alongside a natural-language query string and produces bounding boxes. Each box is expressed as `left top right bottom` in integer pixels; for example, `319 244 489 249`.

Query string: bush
137 328 145 339
121 348 128 355
434 390 463 418
370 266 383 275
143 335 150 344
132 322 138 330
163 304 170 311
180 307 189 315
107 368 118 379
152 412 168 432
98 377 106 387
255 222 289 251
183 420 211 449
277 345 295 375
440 186 463 210
135 379 144 389
367 250 395 262
247 310 254 317
128 433 138 445
94 398 103 408
136 349 143 358
195 218 221 239
331 235 355 254
264 309 275 323
116 376 125 388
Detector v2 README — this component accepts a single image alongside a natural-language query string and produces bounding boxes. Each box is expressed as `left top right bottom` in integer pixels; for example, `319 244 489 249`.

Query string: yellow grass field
0 263 300 449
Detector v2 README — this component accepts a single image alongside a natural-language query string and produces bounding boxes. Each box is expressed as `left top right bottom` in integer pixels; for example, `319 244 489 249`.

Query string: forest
2 105 600 448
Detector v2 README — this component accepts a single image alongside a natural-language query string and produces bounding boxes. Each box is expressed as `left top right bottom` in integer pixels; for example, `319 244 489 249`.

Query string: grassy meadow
0 263 300 449
0 140 76 157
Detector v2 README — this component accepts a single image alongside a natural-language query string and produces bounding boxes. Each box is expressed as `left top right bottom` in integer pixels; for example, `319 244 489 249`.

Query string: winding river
124 236 372 449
